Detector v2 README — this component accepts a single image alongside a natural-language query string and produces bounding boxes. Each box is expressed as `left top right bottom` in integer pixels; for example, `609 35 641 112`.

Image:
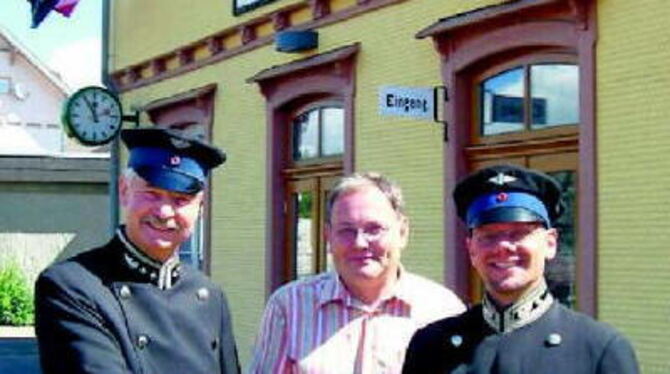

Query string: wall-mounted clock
62 86 123 146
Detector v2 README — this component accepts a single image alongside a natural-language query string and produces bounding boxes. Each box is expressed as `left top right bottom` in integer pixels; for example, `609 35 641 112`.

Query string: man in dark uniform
35 128 240 374
402 164 639 374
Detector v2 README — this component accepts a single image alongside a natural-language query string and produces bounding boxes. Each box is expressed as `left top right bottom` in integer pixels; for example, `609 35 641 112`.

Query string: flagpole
101 0 119 234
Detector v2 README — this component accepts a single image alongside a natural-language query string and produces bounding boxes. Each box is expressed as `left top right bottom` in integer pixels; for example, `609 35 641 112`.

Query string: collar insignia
482 280 553 334
488 172 517 186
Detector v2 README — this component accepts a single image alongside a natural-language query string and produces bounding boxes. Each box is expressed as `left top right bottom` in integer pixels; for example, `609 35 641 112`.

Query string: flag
28 0 81 28
54 0 80 17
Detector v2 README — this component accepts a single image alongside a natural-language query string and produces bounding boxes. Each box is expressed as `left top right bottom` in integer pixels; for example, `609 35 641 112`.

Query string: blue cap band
466 192 550 228
128 147 206 193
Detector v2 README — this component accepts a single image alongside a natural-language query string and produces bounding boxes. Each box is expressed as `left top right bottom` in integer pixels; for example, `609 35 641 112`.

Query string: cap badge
170 156 181 166
496 192 508 202
488 172 517 186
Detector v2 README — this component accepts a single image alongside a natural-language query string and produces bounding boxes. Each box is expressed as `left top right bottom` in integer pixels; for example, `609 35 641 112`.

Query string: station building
107 0 670 370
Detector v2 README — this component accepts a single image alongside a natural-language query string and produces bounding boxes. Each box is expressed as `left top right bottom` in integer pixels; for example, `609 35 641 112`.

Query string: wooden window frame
143 84 217 274
248 44 358 296
290 101 345 166
473 53 579 145
418 0 597 315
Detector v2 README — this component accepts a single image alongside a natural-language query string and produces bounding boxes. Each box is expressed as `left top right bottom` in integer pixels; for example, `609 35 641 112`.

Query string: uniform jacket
35 231 240 374
402 299 639 374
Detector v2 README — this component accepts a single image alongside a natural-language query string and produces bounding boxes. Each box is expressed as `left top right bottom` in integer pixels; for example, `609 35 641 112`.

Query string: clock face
63 86 123 146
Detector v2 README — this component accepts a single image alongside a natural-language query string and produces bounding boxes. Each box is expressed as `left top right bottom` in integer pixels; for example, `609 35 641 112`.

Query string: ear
324 223 333 253
465 235 476 262
118 174 130 207
397 216 410 250
543 228 558 260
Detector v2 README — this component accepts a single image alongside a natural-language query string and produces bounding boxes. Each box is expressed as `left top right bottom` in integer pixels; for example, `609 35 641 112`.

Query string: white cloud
48 37 102 90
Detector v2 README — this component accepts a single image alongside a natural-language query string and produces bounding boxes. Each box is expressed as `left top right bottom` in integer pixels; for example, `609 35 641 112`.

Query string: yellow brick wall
113 0 670 370
109 0 303 68
597 1 670 372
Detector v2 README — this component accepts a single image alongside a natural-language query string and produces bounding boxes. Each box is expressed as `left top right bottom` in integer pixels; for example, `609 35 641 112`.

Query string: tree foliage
0 263 34 326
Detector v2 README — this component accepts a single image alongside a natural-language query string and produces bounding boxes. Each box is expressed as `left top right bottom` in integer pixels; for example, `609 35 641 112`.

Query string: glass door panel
468 152 578 308
530 152 578 308
293 190 315 279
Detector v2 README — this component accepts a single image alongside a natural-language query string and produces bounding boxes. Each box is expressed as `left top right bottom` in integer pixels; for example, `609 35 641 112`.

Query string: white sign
379 86 434 121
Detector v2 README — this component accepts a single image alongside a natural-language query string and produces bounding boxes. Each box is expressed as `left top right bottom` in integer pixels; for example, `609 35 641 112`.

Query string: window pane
321 107 344 157
480 67 525 135
530 64 579 129
293 111 319 160
179 216 203 269
545 170 577 308
293 191 314 279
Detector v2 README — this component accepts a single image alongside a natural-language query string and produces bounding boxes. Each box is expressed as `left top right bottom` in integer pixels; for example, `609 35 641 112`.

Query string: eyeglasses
334 224 390 243
471 226 545 248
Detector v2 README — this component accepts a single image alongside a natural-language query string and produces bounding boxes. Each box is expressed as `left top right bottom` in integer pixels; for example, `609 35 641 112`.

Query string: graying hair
326 172 406 223
122 168 139 180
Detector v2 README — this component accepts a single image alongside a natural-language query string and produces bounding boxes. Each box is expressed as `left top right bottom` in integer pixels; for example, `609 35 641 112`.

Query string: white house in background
0 25 101 155
0 26 111 286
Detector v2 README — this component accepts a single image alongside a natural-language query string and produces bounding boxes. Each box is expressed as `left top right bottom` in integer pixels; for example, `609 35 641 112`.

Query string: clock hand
83 95 99 123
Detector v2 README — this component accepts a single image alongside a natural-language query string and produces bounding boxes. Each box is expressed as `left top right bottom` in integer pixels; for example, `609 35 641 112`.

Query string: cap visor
469 207 546 228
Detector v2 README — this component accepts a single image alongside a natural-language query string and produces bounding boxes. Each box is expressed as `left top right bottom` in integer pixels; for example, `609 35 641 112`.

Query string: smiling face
467 221 557 306
119 171 203 262
325 185 409 295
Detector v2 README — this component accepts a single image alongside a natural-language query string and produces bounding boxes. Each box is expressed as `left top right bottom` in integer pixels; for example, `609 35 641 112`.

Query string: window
233 0 278 16
249 43 357 293
144 84 217 272
293 106 344 161
286 105 344 280
418 0 596 314
480 64 579 136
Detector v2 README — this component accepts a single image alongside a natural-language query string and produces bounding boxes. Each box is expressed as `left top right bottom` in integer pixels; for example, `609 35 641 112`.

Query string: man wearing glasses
249 172 465 373
402 164 638 373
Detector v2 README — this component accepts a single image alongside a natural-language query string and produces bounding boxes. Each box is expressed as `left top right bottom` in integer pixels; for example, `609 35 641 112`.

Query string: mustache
142 216 180 230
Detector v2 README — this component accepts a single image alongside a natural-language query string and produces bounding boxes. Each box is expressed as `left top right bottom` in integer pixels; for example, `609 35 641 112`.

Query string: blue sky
0 0 102 89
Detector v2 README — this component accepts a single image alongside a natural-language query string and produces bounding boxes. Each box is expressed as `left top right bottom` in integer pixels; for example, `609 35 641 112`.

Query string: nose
156 199 176 219
353 229 370 248
495 239 518 253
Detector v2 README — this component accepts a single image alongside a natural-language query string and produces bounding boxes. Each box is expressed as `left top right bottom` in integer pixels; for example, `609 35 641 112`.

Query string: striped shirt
248 271 465 374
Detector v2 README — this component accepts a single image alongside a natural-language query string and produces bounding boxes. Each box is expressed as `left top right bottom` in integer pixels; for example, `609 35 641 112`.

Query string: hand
83 95 99 123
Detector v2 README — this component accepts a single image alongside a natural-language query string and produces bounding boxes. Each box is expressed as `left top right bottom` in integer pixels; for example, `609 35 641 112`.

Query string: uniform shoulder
556 304 629 345
38 245 110 285
415 305 476 335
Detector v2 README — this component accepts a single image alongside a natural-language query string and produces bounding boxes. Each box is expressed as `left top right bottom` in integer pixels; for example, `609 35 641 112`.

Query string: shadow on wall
0 182 111 286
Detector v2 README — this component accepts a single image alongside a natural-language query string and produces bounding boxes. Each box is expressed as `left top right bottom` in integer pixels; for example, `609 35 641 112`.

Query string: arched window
144 84 217 272
468 55 580 308
248 43 357 294
418 0 596 314
292 105 344 162
286 103 344 280
479 63 579 137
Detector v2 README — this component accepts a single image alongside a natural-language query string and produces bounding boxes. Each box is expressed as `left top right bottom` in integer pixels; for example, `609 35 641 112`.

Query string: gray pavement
0 338 42 374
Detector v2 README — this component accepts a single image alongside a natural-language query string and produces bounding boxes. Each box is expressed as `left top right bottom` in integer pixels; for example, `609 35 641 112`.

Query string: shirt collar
116 227 182 290
317 267 411 310
482 279 554 334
